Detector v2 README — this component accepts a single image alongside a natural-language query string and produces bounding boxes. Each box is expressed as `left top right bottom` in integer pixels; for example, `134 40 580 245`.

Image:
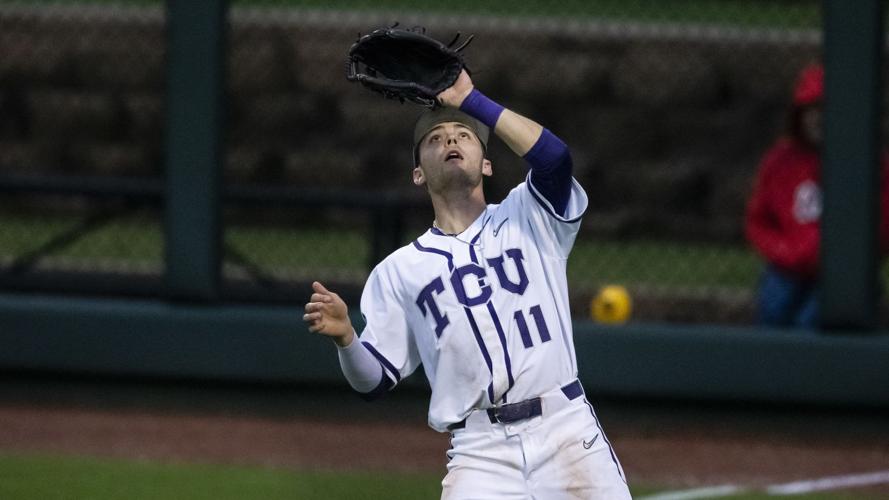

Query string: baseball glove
346 25 473 107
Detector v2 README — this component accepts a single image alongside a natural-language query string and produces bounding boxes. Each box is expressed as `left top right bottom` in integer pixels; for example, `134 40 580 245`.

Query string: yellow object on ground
591 285 632 324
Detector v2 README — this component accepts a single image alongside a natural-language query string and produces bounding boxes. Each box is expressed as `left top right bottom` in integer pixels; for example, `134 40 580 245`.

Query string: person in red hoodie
745 63 889 327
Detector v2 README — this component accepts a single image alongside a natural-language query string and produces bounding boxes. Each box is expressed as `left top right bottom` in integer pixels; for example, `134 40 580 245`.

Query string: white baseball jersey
357 172 588 432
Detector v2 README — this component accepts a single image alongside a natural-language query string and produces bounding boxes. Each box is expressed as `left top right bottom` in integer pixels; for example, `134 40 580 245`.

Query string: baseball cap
412 107 490 166
793 63 824 106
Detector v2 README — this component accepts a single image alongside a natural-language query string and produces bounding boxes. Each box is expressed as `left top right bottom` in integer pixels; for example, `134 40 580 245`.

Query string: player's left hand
437 69 474 108
303 281 354 347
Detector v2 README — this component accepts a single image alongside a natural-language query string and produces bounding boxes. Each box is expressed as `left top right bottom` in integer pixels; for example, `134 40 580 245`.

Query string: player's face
413 122 492 193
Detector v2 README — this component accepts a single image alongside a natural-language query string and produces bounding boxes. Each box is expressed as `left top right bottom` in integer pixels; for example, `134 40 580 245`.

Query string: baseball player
304 69 631 499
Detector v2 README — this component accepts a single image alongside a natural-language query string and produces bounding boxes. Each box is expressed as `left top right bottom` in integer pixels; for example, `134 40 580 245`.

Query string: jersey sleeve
500 171 589 259
356 259 422 387
525 129 574 216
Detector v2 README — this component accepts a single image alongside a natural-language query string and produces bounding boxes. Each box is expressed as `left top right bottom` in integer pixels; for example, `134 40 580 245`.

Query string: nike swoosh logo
493 218 509 236
583 434 599 449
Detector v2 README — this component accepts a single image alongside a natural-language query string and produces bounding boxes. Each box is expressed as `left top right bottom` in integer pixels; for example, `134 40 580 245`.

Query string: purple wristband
459 89 505 129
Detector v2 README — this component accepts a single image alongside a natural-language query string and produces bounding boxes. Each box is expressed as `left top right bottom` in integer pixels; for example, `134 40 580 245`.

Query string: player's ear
482 158 493 177
413 165 426 186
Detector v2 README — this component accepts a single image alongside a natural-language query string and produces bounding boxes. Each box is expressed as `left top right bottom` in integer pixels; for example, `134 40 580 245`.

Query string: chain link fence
4 1 879 326
0 2 165 294
223 0 827 324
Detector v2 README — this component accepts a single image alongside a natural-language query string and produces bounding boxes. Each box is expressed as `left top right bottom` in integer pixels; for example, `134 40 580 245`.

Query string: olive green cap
412 107 490 166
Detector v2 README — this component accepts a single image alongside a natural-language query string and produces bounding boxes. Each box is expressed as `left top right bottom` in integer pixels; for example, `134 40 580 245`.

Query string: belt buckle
492 408 507 424
490 401 526 424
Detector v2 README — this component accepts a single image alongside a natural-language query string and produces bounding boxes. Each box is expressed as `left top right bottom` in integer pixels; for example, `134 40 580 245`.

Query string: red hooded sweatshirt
745 137 822 278
745 64 889 279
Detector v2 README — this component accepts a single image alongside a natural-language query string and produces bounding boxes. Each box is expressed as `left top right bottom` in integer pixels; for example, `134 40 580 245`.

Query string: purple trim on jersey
486 302 515 397
561 379 583 400
430 214 491 265
583 397 627 483
459 88 505 129
412 239 454 271
361 341 401 383
357 372 394 402
462 214 490 264
468 231 483 264
463 307 496 404
524 129 573 217
526 173 585 223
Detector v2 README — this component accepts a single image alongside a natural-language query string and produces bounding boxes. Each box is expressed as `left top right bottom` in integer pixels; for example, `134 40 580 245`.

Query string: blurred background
0 0 840 325
0 0 886 392
1 1 889 498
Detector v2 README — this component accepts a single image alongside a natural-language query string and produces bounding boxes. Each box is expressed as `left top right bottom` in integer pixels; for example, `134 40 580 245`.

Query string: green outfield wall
1 293 887 408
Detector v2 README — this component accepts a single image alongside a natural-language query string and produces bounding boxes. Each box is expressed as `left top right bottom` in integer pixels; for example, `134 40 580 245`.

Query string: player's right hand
303 281 354 347
437 68 474 108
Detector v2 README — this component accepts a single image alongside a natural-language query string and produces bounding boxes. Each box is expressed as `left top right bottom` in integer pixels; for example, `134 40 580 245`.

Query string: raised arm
438 70 573 216
438 70 542 156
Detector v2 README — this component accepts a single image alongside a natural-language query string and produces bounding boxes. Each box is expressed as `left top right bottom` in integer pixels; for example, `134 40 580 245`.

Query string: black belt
448 380 584 431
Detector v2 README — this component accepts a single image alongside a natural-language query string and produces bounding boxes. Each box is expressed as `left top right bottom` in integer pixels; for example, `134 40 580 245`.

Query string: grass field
0 452 880 500
0 453 442 500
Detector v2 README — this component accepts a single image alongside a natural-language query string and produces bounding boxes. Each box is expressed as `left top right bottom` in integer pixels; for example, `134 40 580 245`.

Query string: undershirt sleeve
336 333 387 395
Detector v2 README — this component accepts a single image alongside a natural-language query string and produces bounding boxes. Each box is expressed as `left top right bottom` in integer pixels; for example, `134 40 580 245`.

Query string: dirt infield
1 376 889 494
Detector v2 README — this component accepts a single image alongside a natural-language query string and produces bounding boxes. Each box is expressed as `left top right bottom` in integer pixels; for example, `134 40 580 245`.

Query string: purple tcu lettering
451 263 492 307
415 277 449 337
486 248 528 295
416 249 531 337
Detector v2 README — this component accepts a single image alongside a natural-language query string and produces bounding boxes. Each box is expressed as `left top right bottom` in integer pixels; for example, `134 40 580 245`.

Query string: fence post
163 0 227 301
821 0 883 330
370 204 404 270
